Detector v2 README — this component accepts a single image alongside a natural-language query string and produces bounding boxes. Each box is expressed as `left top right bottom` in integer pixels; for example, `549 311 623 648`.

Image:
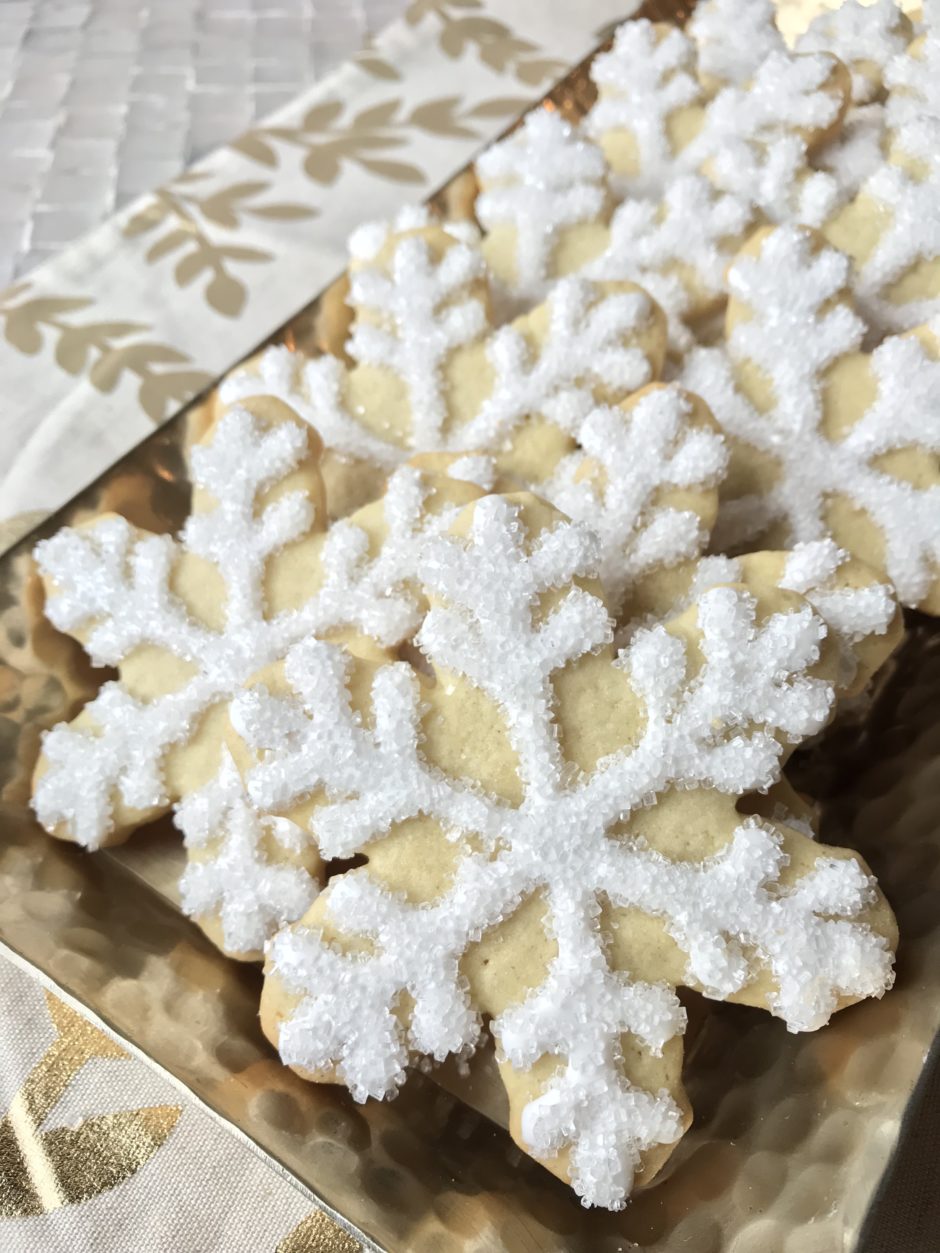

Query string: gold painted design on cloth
123 173 317 318
0 282 212 423
276 1209 362 1253
232 94 527 182
354 37 402 83
0 992 181 1217
405 0 566 85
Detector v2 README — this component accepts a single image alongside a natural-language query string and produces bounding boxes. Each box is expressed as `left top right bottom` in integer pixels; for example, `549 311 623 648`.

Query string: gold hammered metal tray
2 6 940 1249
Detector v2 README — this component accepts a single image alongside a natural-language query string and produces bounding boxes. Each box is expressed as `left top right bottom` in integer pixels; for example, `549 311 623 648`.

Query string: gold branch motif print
276 1210 362 1253
233 94 528 182
123 173 317 317
0 283 212 423
354 37 401 83
405 0 567 85
0 992 181 1217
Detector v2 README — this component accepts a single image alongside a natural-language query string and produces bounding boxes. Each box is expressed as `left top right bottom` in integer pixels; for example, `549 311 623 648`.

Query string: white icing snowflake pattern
177 750 318 956
845 131 940 331
836 34 940 333
215 227 735 613
476 109 608 300
473 42 852 335
816 104 887 207
681 51 843 227
587 21 702 196
687 0 783 89
884 28 940 129
682 226 940 608
587 22 843 226
474 108 751 344
220 234 659 460
237 496 893 1210
779 541 896 648
345 234 488 450
474 38 846 329
543 386 727 611
639 540 897 691
222 347 403 470
797 0 911 105
33 405 474 850
586 174 752 347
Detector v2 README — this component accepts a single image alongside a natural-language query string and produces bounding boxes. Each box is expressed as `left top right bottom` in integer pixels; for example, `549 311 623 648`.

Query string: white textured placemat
0 0 406 287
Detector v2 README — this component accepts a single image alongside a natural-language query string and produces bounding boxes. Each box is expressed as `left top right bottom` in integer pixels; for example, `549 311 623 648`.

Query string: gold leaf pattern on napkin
0 992 180 1218
276 1210 362 1253
405 0 567 84
233 94 528 182
124 173 317 317
354 38 403 83
0 283 212 422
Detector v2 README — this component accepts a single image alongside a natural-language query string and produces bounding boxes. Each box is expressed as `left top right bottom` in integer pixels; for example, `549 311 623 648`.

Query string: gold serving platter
2 4 939 1248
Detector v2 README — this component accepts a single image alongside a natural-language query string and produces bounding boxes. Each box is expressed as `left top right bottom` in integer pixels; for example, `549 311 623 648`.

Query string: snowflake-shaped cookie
31 397 486 956
623 539 901 700
687 0 784 94
539 383 726 613
586 18 849 225
406 383 729 617
679 50 849 228
220 225 666 480
220 224 728 611
824 30 940 332
582 175 752 350
475 109 611 307
476 110 752 347
796 0 912 105
233 493 896 1210
682 224 940 613
586 21 705 197
473 37 847 345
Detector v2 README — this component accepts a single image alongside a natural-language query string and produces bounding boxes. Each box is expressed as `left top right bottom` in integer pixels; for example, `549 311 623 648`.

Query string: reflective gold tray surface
2 4 938 1249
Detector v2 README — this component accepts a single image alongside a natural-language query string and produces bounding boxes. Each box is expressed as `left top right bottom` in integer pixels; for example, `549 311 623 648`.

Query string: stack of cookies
29 0 939 1211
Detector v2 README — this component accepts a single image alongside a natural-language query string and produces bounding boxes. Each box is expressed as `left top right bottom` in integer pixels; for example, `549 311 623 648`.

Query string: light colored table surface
0 0 406 288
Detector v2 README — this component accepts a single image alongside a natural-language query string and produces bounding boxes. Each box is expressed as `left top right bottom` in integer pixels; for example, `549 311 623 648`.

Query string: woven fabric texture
0 0 405 286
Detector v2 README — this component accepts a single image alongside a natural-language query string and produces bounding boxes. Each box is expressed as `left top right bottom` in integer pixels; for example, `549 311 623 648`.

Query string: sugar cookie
31 397 485 958
682 225 940 613
687 0 783 95
622 539 902 699
586 19 849 224
824 32 940 333
220 225 728 609
476 34 850 344
797 0 912 105
238 493 896 1210
475 109 612 307
587 22 705 196
476 110 752 346
221 226 665 488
